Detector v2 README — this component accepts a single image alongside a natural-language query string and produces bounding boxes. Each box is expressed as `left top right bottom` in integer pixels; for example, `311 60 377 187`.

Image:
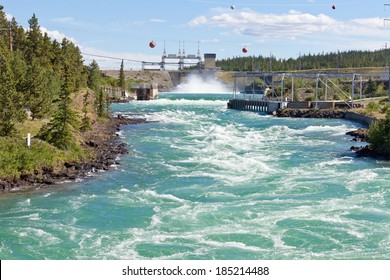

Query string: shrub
365 102 380 114
367 112 390 156
0 136 89 180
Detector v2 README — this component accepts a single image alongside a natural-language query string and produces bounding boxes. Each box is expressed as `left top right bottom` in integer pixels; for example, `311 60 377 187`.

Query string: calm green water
1 93 389 260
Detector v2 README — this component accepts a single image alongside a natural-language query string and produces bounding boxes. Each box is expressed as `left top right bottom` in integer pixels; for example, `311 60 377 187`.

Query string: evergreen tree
9 50 28 96
50 39 63 73
80 91 91 132
0 6 11 52
367 111 390 157
39 32 53 68
0 48 26 136
119 59 126 96
97 87 109 118
61 38 85 91
87 59 101 92
25 14 43 63
87 60 109 117
25 57 53 119
364 79 377 98
9 17 26 52
38 64 78 149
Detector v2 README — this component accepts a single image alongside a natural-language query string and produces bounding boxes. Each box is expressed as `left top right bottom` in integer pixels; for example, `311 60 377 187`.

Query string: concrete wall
313 101 335 109
204 53 216 69
168 71 184 88
288 102 311 109
267 102 280 113
344 112 375 127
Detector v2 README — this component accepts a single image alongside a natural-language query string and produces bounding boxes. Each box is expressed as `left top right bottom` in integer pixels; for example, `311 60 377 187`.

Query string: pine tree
61 38 85 91
87 60 108 117
0 48 26 136
119 59 126 97
9 50 28 97
9 17 26 52
88 59 101 92
25 57 53 119
367 111 390 157
364 79 377 98
80 91 91 132
97 87 109 118
38 64 78 149
25 14 43 63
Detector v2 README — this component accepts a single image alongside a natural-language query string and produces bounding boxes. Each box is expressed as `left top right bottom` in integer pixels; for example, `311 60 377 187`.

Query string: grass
0 136 91 180
351 97 390 120
15 119 49 137
0 89 98 181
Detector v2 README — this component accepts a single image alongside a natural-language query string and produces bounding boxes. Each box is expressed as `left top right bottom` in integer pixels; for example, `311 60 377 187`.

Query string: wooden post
27 133 31 149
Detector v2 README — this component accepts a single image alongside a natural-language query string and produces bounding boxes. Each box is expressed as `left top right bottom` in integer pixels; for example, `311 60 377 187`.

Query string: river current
0 93 389 259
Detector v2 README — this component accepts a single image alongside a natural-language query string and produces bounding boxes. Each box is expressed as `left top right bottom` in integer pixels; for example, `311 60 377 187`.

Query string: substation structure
142 44 204 71
230 71 388 112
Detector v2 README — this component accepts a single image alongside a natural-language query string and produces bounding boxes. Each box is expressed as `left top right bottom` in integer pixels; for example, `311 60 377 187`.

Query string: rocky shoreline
0 116 147 194
274 108 346 118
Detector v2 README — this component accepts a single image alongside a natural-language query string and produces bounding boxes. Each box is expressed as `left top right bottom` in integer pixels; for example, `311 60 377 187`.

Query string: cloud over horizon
188 9 390 41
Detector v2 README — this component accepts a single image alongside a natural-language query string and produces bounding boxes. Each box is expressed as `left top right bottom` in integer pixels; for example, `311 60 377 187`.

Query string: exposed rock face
350 145 388 159
275 108 346 118
346 128 368 142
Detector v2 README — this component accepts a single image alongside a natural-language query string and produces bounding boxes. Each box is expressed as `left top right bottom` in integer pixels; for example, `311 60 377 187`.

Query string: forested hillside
216 49 390 72
0 5 113 184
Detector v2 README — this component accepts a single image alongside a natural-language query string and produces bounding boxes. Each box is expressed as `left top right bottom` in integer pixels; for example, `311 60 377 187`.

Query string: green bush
0 137 89 180
365 102 380 114
367 112 390 156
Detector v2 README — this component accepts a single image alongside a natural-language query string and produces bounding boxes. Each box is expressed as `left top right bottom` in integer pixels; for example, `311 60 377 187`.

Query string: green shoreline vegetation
0 6 127 185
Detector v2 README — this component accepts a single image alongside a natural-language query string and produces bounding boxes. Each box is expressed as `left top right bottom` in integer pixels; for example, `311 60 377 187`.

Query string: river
0 93 389 259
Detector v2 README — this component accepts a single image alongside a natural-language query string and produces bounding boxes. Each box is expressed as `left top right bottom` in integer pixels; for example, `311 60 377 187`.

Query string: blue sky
2 0 390 69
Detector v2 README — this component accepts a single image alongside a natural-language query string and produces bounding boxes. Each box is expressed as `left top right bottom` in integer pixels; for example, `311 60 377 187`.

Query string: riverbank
0 116 146 194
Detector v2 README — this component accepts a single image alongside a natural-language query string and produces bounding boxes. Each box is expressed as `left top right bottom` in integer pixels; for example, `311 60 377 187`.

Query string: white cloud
186 8 390 56
40 27 77 43
187 9 390 42
51 17 78 25
351 17 384 28
188 15 208 27
189 10 338 38
200 38 220 43
5 13 13 21
149 18 166 23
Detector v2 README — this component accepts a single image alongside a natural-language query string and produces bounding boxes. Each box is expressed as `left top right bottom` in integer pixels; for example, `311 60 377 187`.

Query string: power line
81 52 145 63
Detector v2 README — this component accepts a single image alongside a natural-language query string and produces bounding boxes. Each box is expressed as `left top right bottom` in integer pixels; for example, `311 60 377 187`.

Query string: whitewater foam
173 74 230 93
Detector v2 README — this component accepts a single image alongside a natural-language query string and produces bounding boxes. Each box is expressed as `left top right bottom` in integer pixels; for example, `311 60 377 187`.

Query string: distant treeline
216 49 390 72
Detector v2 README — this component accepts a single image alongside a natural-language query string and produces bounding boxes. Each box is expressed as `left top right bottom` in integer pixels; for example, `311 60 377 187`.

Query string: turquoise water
1 93 390 260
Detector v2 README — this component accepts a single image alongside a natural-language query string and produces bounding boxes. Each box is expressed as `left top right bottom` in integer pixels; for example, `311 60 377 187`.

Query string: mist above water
173 74 230 93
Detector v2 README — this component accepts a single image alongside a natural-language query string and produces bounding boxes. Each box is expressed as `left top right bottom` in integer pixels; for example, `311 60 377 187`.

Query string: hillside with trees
0 5 115 188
